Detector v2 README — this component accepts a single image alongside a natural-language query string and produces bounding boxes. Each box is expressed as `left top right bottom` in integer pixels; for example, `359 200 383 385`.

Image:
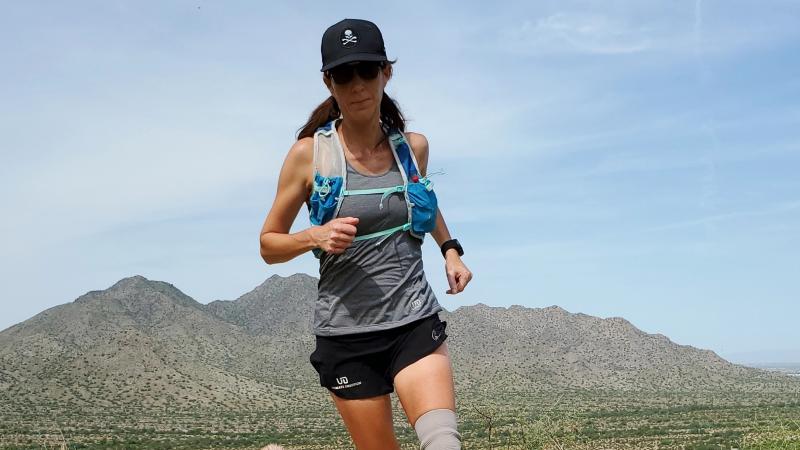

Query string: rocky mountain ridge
1 274 795 412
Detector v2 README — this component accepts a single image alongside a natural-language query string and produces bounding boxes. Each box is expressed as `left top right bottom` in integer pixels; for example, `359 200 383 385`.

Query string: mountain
0 274 318 413
442 303 789 393
0 274 796 413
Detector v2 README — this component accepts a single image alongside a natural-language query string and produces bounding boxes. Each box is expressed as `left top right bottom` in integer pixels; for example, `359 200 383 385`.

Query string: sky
1 1 798 364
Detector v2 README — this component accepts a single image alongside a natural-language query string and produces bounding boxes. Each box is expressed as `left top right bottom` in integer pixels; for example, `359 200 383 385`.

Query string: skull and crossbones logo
340 29 358 47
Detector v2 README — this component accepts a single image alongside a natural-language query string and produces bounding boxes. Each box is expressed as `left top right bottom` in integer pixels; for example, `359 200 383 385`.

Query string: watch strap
440 239 463 257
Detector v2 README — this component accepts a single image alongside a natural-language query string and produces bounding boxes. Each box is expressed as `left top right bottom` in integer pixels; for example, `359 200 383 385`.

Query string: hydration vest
307 118 443 259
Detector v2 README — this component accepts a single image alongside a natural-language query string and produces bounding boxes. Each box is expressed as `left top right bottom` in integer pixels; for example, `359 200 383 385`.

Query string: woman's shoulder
402 131 429 174
286 137 314 170
290 136 314 156
286 137 314 196
403 131 428 151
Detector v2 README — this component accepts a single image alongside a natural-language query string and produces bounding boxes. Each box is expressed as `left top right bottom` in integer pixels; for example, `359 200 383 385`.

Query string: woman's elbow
259 233 277 265
261 250 275 265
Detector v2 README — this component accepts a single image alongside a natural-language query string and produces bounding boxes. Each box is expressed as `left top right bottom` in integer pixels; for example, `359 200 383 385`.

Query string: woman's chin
347 107 376 120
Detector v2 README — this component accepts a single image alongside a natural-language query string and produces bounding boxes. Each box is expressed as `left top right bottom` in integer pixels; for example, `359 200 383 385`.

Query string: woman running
259 18 472 450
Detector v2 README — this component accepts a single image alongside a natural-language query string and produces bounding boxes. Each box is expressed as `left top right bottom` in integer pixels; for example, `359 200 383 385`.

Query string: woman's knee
414 408 461 450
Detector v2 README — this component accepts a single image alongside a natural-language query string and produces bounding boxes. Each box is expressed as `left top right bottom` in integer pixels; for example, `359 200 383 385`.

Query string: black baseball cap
320 18 389 72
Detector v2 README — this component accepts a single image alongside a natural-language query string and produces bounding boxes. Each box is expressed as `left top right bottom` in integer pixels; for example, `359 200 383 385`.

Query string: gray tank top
312 145 443 336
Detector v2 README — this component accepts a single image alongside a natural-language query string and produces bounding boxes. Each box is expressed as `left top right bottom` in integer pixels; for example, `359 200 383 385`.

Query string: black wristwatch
440 239 464 257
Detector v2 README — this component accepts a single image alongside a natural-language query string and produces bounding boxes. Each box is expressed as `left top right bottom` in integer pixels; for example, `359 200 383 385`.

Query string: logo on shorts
331 375 363 390
411 299 423 310
432 328 442 341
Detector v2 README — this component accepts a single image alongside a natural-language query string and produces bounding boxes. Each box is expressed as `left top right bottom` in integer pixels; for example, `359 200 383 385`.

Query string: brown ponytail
295 63 406 140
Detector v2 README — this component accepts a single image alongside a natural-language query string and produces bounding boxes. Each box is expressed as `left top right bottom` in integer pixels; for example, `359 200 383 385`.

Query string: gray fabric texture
414 408 462 450
312 146 442 336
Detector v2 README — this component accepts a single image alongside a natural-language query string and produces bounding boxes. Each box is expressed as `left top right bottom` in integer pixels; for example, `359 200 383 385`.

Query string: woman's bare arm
259 138 318 264
406 132 456 257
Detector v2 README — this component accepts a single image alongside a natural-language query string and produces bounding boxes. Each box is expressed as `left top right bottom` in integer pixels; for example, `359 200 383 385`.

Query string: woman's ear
323 73 333 93
382 65 392 88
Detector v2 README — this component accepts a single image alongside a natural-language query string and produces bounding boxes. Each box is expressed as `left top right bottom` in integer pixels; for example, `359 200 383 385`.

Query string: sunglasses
326 61 385 84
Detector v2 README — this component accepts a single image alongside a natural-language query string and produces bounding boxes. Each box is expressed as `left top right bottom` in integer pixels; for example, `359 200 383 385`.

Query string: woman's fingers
446 262 472 294
446 269 458 294
333 221 358 238
323 217 359 253
457 270 471 291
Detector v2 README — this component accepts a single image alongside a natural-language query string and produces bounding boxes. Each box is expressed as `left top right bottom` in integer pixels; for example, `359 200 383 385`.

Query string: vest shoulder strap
312 121 343 179
389 131 418 179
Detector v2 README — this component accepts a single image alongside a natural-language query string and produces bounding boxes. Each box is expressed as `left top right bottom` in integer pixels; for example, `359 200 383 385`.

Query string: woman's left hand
444 252 473 294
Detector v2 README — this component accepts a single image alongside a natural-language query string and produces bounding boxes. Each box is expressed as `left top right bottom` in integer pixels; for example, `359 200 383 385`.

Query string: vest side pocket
310 173 343 226
407 180 438 235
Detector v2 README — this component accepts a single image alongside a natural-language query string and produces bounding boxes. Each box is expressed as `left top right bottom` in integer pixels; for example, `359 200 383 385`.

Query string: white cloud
502 12 652 55
478 3 800 58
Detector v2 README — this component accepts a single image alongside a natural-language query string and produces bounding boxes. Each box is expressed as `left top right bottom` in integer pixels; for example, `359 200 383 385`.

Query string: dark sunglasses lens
329 62 382 84
356 62 381 80
329 66 354 84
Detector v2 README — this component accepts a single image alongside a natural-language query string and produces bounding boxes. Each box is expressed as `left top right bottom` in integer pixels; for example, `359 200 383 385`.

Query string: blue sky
1 1 798 364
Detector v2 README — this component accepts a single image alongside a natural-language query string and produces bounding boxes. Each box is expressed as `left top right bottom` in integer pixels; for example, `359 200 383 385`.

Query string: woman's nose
348 79 368 92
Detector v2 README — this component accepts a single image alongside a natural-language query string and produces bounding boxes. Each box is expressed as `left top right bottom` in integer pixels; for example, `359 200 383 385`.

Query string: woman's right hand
309 217 360 254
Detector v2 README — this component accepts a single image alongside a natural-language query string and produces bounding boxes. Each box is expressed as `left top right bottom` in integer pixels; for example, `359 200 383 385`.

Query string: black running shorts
309 313 448 400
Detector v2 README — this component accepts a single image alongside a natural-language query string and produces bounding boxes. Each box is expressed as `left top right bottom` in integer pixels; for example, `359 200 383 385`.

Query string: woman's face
324 61 392 121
